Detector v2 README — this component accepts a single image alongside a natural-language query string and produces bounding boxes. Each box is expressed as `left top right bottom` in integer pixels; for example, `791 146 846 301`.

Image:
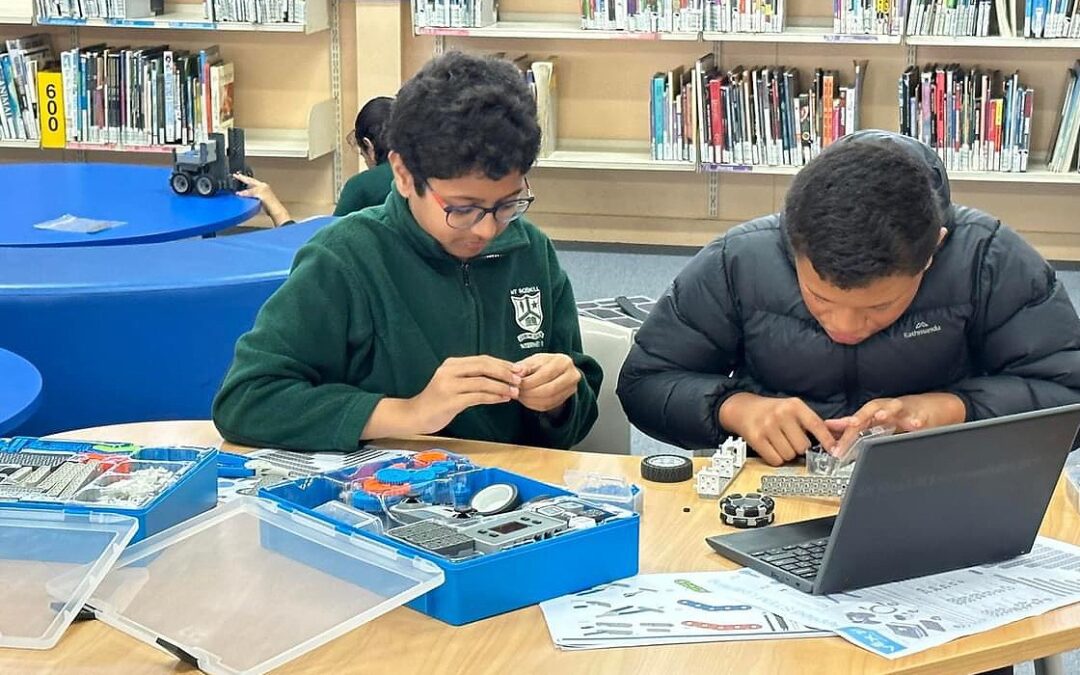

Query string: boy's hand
515 353 581 413
718 392 835 467
826 393 966 455
233 173 292 226
409 356 523 433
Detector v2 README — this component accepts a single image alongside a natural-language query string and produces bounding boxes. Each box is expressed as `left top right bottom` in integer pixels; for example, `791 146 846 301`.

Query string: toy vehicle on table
169 127 252 197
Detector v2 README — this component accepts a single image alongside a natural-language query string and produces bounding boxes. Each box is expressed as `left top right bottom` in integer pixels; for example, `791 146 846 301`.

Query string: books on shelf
36 0 163 20
204 0 306 25
898 65 1033 173
1048 61 1080 172
1023 0 1080 37
0 34 54 142
500 53 557 159
650 55 868 167
706 0 783 33
58 43 235 148
414 0 496 28
581 0 705 33
835 0 904 35
906 0 1006 36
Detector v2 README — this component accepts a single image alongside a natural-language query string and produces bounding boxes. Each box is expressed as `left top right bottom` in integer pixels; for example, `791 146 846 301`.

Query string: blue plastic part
260 466 640 625
374 468 413 485
2 440 219 543
217 451 255 478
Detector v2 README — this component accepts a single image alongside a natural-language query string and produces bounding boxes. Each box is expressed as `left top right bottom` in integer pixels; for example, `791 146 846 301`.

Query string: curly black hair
387 51 540 193
784 133 945 289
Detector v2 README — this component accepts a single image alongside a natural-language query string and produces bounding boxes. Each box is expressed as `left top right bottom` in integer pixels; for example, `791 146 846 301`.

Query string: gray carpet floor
554 242 1080 675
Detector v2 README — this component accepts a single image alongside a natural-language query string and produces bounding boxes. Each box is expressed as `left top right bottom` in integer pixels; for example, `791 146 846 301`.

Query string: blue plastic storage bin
0 437 218 543
260 466 640 625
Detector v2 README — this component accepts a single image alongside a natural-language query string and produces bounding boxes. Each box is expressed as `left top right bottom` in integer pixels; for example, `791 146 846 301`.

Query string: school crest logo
510 286 545 349
511 290 543 331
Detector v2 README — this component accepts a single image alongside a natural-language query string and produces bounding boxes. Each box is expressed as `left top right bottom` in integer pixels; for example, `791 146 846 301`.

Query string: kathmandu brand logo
903 320 942 339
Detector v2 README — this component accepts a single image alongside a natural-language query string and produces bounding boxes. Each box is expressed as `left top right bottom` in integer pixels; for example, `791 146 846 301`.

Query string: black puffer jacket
617 133 1080 450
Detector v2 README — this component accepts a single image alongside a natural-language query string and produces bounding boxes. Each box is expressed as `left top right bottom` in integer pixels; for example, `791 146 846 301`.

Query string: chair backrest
574 315 635 455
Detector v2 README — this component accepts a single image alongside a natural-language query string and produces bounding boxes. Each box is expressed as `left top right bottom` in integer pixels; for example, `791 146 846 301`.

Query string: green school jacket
213 188 602 451
333 161 393 217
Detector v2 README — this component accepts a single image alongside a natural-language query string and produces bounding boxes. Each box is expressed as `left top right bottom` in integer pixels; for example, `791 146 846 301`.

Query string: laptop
706 403 1080 595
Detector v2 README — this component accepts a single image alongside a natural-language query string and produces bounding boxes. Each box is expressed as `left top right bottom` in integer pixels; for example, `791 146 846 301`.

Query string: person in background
213 51 601 451
233 96 395 226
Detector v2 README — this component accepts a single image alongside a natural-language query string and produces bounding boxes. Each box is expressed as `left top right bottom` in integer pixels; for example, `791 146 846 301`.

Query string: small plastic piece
640 454 693 483
33 214 124 234
828 424 895 475
469 483 520 516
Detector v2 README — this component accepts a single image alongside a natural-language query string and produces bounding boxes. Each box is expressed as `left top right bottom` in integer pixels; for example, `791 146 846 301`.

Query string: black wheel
194 175 216 197
640 454 694 483
170 172 192 195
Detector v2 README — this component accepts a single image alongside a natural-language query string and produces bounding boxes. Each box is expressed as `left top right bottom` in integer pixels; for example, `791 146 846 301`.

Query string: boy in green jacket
212 51 602 452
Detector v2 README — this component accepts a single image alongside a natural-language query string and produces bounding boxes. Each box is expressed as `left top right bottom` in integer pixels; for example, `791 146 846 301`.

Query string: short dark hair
353 96 393 164
387 51 540 193
784 139 945 289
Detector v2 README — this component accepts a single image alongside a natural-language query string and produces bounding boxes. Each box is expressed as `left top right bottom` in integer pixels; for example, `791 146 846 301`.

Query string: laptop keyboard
750 538 829 580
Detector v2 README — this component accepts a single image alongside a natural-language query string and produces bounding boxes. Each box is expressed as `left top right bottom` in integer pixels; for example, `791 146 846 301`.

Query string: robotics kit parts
719 493 776 529
759 474 850 498
640 454 693 483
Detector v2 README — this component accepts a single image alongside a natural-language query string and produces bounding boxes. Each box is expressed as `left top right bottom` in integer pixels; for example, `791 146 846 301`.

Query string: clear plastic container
89 497 443 675
0 508 138 649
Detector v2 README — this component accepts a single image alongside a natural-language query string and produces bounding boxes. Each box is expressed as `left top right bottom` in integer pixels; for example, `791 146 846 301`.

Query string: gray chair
573 316 635 455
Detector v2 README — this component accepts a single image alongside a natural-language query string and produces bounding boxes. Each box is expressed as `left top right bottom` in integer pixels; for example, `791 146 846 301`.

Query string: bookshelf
34 0 329 33
0 0 346 205
399 0 1080 258
906 35 1080 48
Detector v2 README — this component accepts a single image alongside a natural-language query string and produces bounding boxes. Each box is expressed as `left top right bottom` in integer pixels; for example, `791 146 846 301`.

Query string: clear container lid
0 508 138 649
88 497 445 675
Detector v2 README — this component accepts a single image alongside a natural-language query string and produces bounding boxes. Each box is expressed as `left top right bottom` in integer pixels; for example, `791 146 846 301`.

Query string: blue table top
0 163 261 247
0 348 42 435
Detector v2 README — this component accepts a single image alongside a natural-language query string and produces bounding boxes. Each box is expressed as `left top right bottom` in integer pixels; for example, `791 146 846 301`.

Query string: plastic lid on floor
88 497 445 675
0 508 138 650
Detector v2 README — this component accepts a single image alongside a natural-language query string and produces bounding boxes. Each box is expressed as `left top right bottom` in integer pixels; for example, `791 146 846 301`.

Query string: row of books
907 0 1080 37
898 65 1033 173
1049 61 1080 172
413 0 496 29
833 0 905 35
203 0 306 24
498 54 557 158
581 0 706 33
650 55 868 166
0 34 52 142
35 0 305 23
1021 0 1080 37
36 0 162 20
58 44 234 147
906 0 1008 36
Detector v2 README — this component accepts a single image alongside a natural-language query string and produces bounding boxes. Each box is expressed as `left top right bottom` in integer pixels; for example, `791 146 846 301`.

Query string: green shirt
333 161 393 217
213 188 602 451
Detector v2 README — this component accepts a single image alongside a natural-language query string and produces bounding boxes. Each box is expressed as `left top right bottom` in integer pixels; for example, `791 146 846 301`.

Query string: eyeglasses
425 177 535 230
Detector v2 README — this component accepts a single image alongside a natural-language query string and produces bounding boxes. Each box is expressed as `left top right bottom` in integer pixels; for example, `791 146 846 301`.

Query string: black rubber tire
640 454 694 483
195 175 216 197
170 172 191 195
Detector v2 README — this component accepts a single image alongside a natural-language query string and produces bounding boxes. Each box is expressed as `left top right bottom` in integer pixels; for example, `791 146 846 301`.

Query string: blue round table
0 163 260 247
0 348 43 435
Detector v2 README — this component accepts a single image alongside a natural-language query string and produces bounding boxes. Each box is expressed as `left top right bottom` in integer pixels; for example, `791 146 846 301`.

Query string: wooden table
3 421 1079 675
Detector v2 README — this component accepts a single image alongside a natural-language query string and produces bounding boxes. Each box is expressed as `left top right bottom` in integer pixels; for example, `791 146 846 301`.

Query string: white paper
708 538 1080 659
539 572 827 651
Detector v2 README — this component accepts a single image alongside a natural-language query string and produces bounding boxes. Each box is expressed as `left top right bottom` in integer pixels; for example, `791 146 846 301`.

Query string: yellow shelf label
37 72 65 149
